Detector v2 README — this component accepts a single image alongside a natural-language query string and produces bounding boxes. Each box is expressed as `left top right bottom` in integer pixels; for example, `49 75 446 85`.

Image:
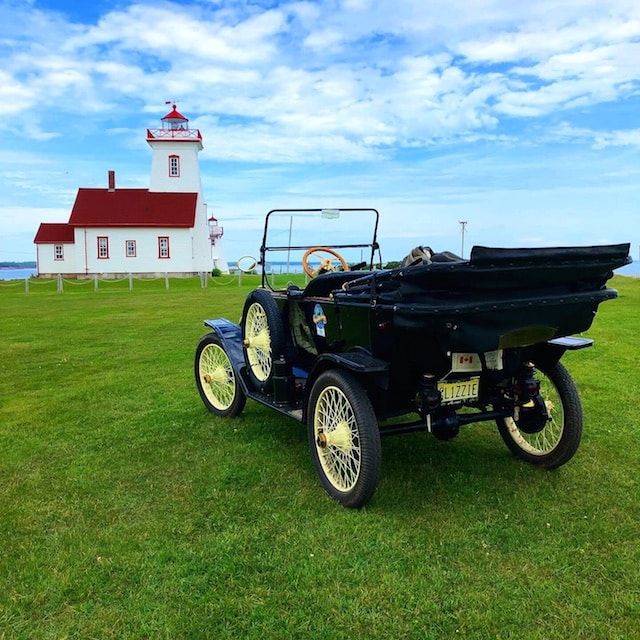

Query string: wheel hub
516 394 549 434
243 329 270 351
204 366 228 385
317 421 352 452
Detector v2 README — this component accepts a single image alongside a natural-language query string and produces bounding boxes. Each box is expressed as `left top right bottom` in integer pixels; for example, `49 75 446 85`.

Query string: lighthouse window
168 155 180 177
158 236 170 258
97 236 109 259
54 244 64 261
126 240 136 257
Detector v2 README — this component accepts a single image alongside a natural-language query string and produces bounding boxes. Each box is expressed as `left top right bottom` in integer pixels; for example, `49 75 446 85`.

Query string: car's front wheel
195 333 246 418
241 288 285 393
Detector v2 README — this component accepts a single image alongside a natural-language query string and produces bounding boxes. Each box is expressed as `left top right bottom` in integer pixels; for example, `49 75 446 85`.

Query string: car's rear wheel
307 370 381 508
497 361 582 469
195 333 246 417
241 288 285 392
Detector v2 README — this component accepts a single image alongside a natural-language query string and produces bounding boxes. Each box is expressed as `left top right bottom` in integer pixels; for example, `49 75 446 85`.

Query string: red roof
34 223 75 244
67 189 197 228
162 105 188 122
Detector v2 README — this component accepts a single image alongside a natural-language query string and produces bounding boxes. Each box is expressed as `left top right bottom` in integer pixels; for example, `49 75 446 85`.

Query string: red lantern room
161 103 189 130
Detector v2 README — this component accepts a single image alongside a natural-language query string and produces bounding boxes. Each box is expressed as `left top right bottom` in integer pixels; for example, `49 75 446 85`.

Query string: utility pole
459 221 468 258
286 216 292 274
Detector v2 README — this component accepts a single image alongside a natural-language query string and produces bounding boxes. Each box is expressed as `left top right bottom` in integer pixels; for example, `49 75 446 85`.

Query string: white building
34 105 228 277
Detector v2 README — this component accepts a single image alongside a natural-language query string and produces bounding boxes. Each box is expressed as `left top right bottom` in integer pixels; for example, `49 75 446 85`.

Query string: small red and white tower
208 214 227 272
146 104 228 272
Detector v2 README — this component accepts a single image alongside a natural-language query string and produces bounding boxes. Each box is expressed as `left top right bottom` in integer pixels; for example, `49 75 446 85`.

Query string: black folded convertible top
392 242 632 293
469 243 631 266
339 243 632 352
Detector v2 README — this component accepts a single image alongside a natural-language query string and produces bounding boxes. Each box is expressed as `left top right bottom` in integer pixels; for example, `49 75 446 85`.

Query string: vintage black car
195 208 631 508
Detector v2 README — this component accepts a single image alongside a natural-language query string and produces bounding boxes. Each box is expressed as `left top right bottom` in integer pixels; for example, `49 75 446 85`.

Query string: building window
54 244 64 261
168 155 180 177
97 236 109 259
158 236 170 258
125 240 136 257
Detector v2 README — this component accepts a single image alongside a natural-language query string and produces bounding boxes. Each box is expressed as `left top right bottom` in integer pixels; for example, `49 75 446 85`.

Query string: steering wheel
302 247 349 277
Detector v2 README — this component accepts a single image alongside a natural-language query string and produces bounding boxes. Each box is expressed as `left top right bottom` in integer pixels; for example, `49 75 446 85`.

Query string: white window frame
168 155 180 177
158 236 170 259
97 236 109 259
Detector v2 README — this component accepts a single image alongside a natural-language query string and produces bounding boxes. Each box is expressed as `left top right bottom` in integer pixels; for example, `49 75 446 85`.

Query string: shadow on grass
192 396 560 515
374 423 565 514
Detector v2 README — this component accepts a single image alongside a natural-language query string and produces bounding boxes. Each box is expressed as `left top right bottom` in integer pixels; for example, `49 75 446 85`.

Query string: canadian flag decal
452 353 482 372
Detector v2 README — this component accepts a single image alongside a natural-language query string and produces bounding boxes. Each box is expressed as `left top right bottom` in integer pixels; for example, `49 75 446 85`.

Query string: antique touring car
195 208 631 508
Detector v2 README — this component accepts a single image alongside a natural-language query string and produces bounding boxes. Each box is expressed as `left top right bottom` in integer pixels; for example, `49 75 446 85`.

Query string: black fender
302 350 390 423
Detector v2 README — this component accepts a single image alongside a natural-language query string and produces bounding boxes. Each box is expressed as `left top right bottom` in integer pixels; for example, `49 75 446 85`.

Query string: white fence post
57 274 63 293
25 278 29 293
165 274 169 289
94 275 99 292
129 274 133 291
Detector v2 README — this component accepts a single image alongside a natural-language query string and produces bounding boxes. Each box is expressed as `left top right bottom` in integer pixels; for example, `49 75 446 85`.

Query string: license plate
438 378 480 405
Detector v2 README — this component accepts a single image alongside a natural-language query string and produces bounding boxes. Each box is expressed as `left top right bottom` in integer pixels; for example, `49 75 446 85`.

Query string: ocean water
0 268 37 281
1 259 637 281
617 261 639 277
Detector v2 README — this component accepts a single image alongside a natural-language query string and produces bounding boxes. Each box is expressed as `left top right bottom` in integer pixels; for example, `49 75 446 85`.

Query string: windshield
260 208 380 286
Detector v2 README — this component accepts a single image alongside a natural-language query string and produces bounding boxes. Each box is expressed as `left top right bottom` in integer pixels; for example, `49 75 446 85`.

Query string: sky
1 0 639 271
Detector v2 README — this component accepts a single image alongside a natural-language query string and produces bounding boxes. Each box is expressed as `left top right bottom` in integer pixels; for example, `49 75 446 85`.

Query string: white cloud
201 121 382 163
546 123 640 149
303 28 346 52
3 0 639 148
64 4 285 63
593 129 640 149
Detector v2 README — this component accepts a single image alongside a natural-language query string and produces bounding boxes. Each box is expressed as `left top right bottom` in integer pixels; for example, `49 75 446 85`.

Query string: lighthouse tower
146 104 228 272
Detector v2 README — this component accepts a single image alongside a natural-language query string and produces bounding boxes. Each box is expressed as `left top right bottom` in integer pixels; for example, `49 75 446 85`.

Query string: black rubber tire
307 370 381 508
497 361 582 469
241 288 286 392
195 333 246 418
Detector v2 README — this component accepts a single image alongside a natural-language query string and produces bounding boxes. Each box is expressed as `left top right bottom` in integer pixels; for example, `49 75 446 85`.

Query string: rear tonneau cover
341 243 632 352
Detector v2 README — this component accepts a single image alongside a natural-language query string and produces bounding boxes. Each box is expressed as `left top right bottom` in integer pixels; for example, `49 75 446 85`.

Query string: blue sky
1 0 638 270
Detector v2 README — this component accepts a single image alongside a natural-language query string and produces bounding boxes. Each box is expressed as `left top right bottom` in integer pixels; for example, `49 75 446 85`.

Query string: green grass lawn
1 275 638 639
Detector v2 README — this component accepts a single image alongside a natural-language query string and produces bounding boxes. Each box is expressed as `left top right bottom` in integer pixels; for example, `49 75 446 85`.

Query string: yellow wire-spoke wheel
308 370 381 508
315 385 361 492
194 333 246 418
244 302 272 382
497 361 583 469
200 344 236 409
241 288 285 392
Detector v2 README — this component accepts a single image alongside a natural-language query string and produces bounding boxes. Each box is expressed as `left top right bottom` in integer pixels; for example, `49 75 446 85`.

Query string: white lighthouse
146 104 228 273
35 104 229 277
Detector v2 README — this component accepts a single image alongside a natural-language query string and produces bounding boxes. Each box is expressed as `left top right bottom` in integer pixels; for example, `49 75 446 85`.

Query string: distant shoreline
0 264 36 270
